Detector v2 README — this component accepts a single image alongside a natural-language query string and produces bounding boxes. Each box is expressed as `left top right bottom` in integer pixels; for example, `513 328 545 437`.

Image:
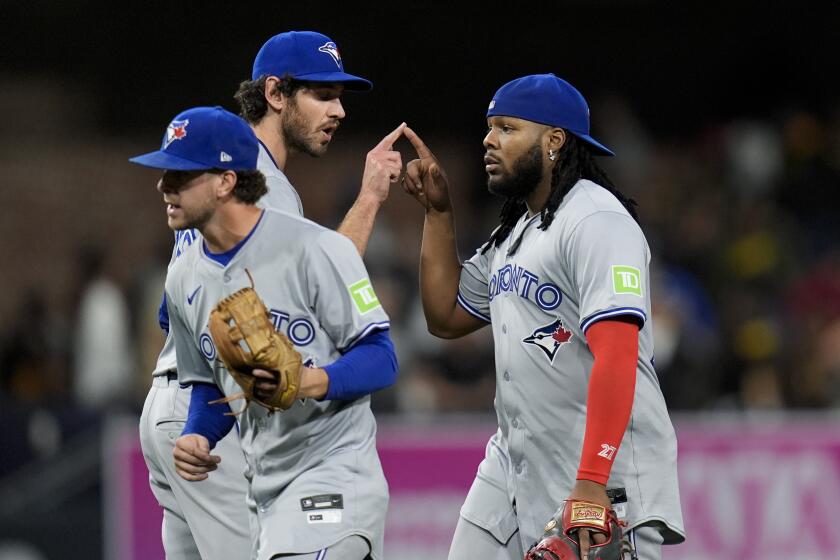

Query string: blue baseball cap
486 73 614 156
129 106 259 171
252 31 372 91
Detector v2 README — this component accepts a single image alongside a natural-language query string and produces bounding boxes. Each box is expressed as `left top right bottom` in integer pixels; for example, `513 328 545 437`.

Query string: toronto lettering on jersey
488 263 563 311
198 308 315 361
267 309 316 345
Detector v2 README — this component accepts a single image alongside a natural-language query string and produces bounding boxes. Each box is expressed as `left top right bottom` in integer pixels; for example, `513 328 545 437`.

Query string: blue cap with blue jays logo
129 106 259 171
486 73 614 156
251 30 372 91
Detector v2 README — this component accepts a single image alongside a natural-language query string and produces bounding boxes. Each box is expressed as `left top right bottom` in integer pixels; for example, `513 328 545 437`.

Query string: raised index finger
578 529 591 560
373 122 407 151
404 126 434 159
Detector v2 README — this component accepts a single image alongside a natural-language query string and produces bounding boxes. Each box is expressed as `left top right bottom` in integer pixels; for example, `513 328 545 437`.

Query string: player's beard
173 204 215 232
281 98 328 158
487 143 543 199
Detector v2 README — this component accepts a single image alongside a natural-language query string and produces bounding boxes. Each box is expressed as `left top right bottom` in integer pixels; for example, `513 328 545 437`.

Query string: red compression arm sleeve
576 318 639 485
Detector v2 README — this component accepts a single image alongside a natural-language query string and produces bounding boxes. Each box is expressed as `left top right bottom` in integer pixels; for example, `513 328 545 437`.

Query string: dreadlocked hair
480 198 527 254
481 134 638 256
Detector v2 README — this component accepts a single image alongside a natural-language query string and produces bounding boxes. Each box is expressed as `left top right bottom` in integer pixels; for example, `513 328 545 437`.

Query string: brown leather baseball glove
207 285 301 413
525 500 623 560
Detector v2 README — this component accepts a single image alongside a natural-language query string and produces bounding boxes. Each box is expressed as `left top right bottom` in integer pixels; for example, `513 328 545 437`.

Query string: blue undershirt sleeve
159 292 170 334
181 383 235 449
323 329 398 401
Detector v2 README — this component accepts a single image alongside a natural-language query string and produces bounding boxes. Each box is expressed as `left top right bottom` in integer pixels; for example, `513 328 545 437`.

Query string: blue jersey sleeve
181 383 235 449
159 292 170 334
323 329 397 401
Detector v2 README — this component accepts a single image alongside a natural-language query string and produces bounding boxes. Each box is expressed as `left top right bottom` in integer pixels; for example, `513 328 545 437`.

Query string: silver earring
548 149 557 161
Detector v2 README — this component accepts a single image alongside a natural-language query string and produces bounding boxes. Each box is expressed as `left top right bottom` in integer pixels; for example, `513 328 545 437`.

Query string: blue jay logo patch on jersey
164 119 189 148
523 318 573 363
318 41 342 68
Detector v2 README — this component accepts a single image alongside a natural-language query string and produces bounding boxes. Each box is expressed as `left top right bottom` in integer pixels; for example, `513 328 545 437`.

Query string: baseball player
137 30 402 560
131 105 397 560
401 74 685 559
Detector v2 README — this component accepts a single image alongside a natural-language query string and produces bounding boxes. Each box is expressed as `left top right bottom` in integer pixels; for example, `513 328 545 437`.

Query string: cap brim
295 71 373 91
128 150 211 170
574 134 615 157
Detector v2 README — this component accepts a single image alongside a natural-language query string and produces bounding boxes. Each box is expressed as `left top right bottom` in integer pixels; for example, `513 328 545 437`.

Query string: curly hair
482 134 638 255
234 74 306 125
208 169 267 204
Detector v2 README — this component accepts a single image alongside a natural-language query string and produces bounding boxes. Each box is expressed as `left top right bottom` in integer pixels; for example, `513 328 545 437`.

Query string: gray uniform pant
270 535 370 559
448 516 664 560
139 374 251 560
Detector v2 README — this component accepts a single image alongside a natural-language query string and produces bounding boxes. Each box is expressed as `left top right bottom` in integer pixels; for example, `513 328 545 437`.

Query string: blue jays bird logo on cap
164 119 189 148
318 41 342 68
523 318 573 363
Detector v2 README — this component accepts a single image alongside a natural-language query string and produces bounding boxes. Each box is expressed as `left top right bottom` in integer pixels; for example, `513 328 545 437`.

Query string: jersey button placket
503 370 511 381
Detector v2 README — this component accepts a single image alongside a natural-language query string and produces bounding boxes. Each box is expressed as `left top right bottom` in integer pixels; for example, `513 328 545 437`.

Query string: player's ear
548 128 566 153
264 76 285 112
216 170 238 199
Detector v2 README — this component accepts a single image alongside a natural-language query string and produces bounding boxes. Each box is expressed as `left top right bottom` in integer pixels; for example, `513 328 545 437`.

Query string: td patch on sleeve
611 265 642 296
348 278 381 314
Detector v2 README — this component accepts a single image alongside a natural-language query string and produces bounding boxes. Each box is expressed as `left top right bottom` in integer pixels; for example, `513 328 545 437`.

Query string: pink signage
107 416 840 560
377 424 492 559
668 419 840 559
103 418 165 560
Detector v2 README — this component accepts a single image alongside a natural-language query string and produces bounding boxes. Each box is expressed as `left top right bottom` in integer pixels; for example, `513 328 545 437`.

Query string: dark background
2 3 840 558
5 2 837 137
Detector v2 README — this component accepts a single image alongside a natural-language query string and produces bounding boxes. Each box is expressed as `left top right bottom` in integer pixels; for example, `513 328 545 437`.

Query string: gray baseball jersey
165 209 390 560
456 179 685 549
153 142 302 375
140 142 303 560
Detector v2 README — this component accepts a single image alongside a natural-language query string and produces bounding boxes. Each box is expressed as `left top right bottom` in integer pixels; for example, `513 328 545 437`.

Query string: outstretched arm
402 126 485 338
337 123 406 255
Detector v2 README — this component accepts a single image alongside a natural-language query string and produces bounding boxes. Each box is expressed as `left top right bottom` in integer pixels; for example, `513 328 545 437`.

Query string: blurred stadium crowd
1 83 840 481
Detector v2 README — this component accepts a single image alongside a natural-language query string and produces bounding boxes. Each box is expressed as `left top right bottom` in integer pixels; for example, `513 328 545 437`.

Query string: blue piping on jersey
258 140 281 171
341 321 391 351
456 293 491 323
580 307 647 334
159 228 200 334
202 210 265 266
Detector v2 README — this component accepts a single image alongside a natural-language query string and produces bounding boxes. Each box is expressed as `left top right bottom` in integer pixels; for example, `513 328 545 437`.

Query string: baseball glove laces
207 270 302 414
